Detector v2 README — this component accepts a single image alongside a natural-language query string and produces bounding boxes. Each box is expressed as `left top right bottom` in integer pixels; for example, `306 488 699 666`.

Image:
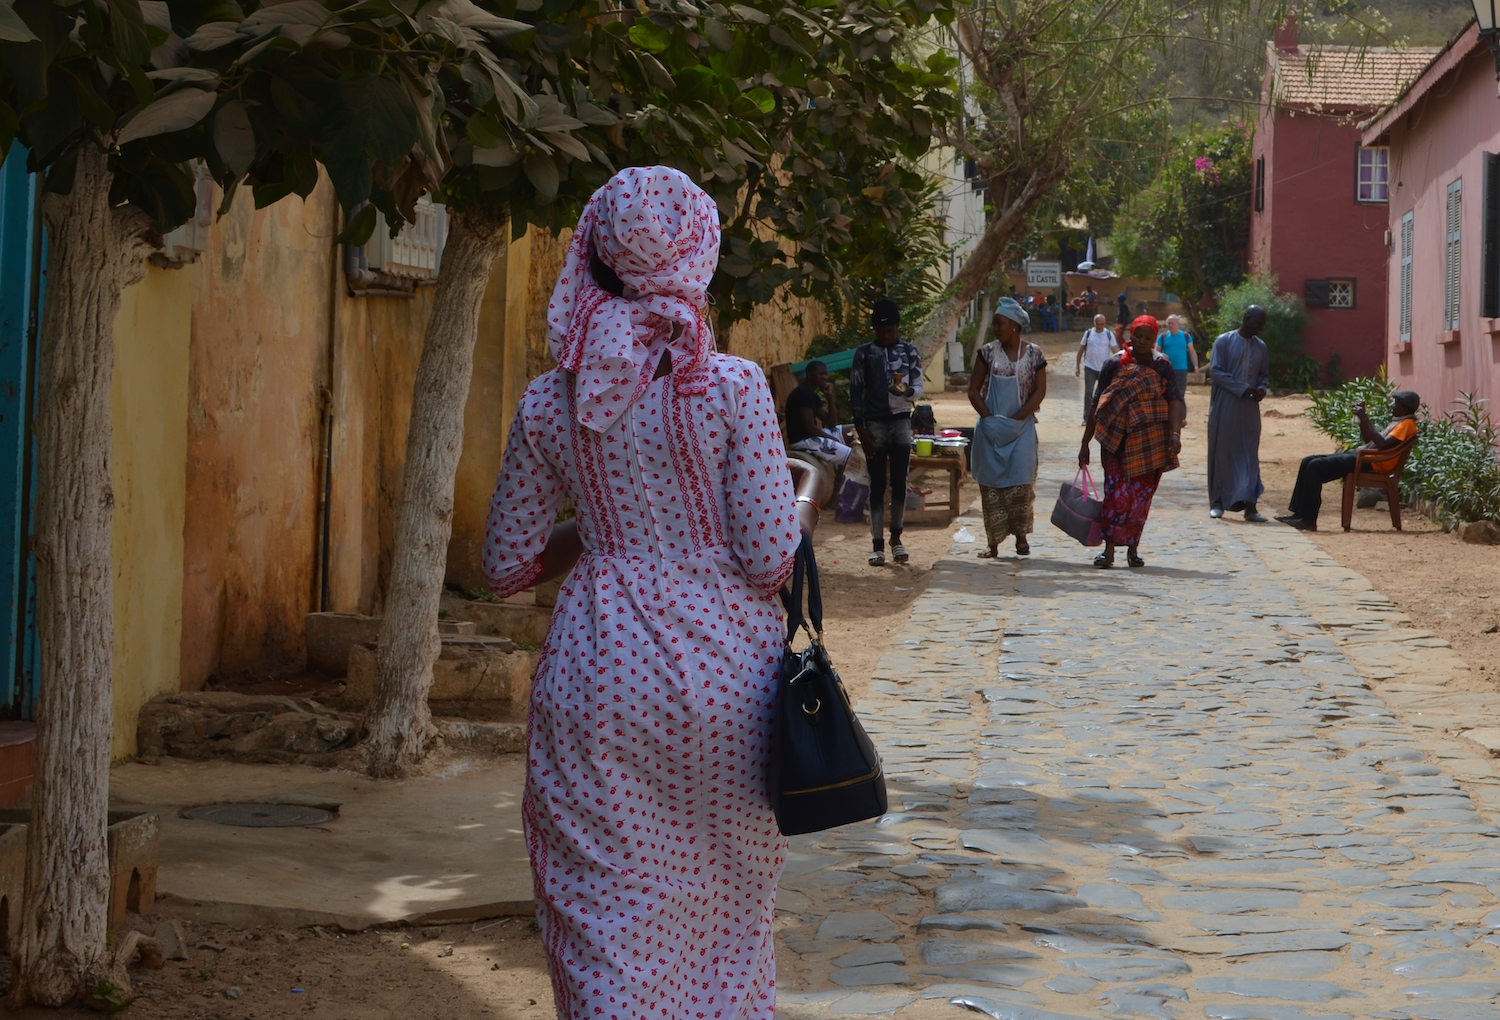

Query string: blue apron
970 373 1038 489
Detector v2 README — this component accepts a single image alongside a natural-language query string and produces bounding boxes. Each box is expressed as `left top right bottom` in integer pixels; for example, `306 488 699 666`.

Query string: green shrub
1308 370 1394 448
1310 376 1500 523
1207 274 1316 390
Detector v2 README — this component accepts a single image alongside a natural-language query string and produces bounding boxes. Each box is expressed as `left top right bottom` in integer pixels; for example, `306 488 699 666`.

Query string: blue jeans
862 417 911 549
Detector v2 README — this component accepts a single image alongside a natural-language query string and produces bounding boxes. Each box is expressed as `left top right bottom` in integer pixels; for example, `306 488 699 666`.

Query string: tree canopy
1110 118 1254 332
902 0 1294 358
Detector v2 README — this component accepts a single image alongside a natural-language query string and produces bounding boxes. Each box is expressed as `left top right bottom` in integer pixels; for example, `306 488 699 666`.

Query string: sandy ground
27 335 1500 1018
7 917 557 1019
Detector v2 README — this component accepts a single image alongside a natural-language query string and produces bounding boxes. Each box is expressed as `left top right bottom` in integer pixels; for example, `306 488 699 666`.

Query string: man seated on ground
785 359 852 469
1275 390 1420 532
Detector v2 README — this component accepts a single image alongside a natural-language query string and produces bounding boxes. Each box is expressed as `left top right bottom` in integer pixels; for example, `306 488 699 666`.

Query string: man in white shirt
1075 314 1118 424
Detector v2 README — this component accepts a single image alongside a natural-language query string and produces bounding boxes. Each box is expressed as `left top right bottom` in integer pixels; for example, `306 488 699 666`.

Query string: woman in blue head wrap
967 297 1049 557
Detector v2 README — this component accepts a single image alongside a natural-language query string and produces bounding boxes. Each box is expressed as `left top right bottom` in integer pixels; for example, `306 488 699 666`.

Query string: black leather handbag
767 535 888 836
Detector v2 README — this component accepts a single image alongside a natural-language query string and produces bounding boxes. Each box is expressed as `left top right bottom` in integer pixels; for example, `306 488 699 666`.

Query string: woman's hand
1169 433 1182 456
1078 442 1091 468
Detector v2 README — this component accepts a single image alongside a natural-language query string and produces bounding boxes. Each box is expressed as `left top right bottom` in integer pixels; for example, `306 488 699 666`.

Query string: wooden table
905 452 967 526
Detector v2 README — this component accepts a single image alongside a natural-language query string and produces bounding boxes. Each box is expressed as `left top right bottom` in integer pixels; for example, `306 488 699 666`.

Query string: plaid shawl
1095 361 1179 479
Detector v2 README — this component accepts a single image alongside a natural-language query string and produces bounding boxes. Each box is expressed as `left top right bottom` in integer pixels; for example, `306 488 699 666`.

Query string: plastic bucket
914 438 934 457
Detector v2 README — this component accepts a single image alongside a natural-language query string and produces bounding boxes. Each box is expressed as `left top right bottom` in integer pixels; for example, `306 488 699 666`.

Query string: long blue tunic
1207 329 1270 511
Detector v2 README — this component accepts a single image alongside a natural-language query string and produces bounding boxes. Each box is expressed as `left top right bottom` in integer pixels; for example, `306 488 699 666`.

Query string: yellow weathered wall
180 174 518 680
111 264 192 758
325 264 438 618
721 290 826 369
524 228 569 380
179 181 339 689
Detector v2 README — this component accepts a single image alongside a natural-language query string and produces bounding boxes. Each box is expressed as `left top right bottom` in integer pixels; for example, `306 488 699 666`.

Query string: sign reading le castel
1025 260 1062 289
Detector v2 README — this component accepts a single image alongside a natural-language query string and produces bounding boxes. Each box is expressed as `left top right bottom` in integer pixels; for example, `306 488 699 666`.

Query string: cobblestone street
773 376 1500 1020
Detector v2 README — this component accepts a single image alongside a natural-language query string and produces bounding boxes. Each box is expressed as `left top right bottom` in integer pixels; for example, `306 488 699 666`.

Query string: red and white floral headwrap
547 166 719 432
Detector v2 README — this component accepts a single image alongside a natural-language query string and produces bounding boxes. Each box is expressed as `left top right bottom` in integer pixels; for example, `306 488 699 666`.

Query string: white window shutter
1400 211 1413 342
366 196 448 279
1445 181 1462 331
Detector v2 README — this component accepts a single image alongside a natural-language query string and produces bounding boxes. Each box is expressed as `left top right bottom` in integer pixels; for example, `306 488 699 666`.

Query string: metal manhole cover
182 803 335 827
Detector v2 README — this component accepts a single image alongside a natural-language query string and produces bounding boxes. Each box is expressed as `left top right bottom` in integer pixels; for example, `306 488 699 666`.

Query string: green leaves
116 86 216 143
0 0 38 44
212 98 253 176
521 150 557 200
627 20 670 53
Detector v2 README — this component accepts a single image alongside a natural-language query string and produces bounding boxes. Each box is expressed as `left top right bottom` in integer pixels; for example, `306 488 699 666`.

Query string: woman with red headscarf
482 167 802 1020
1078 315 1185 567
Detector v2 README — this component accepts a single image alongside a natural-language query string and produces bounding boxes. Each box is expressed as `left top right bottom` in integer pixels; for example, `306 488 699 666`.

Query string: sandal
1093 554 1114 569
977 548 998 558
1127 555 1145 568
1015 539 1030 556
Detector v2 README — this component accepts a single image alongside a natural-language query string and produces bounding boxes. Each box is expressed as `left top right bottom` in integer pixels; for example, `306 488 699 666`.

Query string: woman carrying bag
968 296 1048 558
481 167 802 1020
1078 314 1184 568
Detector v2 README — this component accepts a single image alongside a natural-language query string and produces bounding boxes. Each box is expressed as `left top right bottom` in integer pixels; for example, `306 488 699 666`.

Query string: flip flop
1093 555 1114 569
1127 555 1146 568
1015 540 1030 556
976 549 998 559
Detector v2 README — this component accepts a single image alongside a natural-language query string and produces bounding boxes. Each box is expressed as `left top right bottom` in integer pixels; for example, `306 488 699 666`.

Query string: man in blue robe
1207 306 1270 522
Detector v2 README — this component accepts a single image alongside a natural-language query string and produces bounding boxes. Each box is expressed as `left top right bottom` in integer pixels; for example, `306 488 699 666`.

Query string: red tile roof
1268 43 1443 112
1361 22 1480 144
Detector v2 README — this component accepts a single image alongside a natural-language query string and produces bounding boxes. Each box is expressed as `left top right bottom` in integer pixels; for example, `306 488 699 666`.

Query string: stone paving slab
773 383 1500 1020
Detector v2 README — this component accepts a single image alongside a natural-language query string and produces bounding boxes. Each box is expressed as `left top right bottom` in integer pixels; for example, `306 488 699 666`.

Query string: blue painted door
0 148 41 719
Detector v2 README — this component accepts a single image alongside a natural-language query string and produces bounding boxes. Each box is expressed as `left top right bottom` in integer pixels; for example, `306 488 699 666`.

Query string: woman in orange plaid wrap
1078 315 1185 568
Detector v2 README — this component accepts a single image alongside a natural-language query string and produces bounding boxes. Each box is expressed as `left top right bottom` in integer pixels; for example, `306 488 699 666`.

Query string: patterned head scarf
993 296 1029 327
548 166 720 432
1130 314 1159 338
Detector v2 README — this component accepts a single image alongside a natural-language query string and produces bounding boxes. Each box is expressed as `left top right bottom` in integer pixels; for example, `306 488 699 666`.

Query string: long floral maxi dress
482 355 801 1020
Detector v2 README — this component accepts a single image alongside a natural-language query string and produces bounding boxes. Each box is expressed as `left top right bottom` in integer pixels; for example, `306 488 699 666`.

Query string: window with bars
1305 278 1355 309
1446 179 1462 331
1400 211 1413 342
1357 147 1389 203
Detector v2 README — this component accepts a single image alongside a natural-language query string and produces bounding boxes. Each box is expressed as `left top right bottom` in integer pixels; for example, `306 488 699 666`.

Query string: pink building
1249 29 1438 380
1361 20 1500 418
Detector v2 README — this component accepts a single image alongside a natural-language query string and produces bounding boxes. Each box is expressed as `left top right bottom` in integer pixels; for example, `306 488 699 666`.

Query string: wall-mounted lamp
1474 0 1500 94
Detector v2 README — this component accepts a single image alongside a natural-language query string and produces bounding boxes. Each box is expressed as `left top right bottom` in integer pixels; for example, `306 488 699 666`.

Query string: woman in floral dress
482 166 801 1020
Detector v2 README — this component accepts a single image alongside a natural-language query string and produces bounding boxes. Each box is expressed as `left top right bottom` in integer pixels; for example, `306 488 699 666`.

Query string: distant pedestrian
785 359 852 469
1075 313 1119 424
851 298 923 566
1154 314 1199 396
1116 292 1130 327
1277 391 1420 531
1079 315 1184 568
1207 306 1270 522
969 297 1048 558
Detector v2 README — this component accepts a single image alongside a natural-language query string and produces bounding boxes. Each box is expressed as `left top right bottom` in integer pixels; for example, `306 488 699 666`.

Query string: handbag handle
780 533 824 644
1073 466 1099 500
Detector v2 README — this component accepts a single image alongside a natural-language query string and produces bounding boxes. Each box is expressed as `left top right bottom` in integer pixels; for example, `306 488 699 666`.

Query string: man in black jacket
850 299 924 567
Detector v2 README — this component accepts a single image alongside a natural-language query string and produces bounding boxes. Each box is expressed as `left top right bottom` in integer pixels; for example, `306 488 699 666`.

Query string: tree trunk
908 169 1063 361
12 145 155 1008
359 204 509 777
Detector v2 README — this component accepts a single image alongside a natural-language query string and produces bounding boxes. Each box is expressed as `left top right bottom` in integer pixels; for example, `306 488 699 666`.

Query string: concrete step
343 637 538 706
306 612 476 675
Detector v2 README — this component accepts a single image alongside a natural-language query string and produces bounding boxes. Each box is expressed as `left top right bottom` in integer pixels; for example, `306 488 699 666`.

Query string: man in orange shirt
1276 390 1420 532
